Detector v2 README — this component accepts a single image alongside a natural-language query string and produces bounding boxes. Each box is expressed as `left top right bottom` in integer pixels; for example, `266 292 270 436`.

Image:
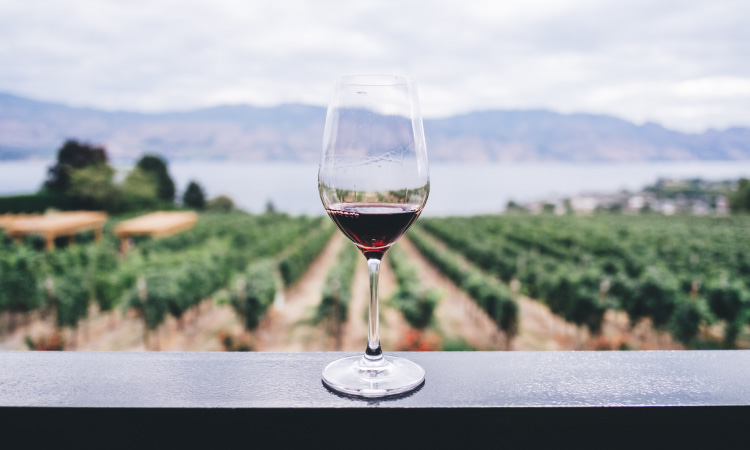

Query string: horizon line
2 90 747 134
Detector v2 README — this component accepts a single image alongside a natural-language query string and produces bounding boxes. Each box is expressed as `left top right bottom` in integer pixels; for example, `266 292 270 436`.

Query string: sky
0 0 748 132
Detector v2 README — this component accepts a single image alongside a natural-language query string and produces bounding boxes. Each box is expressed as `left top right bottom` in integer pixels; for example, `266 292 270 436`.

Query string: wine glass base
322 355 425 398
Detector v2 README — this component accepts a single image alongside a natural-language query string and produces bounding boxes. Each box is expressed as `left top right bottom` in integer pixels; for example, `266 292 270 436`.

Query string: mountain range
1 92 748 163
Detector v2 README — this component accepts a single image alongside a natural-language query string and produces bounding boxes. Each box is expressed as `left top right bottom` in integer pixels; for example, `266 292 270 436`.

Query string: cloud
674 77 750 99
0 0 747 131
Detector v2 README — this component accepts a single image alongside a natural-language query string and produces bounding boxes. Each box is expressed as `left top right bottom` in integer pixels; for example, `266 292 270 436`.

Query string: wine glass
319 74 429 398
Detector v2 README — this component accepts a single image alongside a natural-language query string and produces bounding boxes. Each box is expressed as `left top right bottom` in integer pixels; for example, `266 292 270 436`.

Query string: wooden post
94 226 103 242
69 234 76 247
45 233 55 252
120 237 129 256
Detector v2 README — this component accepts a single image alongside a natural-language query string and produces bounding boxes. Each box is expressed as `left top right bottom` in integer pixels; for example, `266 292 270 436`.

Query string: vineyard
417 214 750 349
0 212 332 350
1 211 749 352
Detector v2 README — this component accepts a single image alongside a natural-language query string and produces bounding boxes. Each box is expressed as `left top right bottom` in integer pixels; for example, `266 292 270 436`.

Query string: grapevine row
314 242 359 348
0 212 329 346
419 215 750 347
406 227 519 339
387 244 440 332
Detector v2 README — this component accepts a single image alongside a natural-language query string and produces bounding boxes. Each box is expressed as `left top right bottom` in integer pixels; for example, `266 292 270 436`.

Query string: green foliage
136 155 176 203
505 200 527 214
44 139 108 195
669 300 704 345
543 268 607 333
0 193 72 214
38 244 119 328
279 224 334 287
730 178 750 213
89 242 124 312
92 273 122 312
407 227 518 336
392 285 441 330
207 195 235 212
183 181 206 210
0 248 44 314
119 168 161 211
418 214 750 347
441 338 476 351
705 280 749 347
388 244 440 330
0 211 317 337
126 274 173 330
52 270 90 329
629 266 679 328
316 243 358 327
231 260 277 331
706 280 747 322
35 141 178 213
66 164 118 210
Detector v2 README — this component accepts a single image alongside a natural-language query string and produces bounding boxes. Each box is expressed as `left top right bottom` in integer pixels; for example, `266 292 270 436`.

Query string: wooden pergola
113 211 198 254
2 211 108 251
0 213 40 229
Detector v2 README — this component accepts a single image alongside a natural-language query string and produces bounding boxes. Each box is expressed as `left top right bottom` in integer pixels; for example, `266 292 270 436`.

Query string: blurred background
1 0 749 352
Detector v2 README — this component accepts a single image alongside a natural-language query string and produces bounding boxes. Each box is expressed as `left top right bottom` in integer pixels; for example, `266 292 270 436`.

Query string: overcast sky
0 0 747 132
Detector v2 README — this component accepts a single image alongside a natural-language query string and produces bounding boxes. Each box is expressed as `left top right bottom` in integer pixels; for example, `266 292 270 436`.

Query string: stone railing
1 351 748 446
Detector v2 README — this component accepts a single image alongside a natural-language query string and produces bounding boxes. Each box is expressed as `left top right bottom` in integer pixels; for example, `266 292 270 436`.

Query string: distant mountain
1 92 748 162
426 111 750 162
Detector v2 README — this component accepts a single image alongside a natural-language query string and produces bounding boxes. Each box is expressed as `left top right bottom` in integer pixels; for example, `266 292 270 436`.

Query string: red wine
326 203 422 258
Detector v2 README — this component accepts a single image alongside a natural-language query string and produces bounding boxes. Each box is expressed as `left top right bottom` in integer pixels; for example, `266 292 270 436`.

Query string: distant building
692 200 710 215
627 195 645 211
716 196 729 215
569 196 598 214
526 202 543 214
659 200 676 215
517 179 733 217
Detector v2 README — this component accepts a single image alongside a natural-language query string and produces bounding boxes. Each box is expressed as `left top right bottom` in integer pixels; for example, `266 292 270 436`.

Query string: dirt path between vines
0 229 688 352
253 234 408 352
0 233 410 353
397 237 508 350
397 235 596 350
0 297 243 352
379 258 411 350
340 262 370 351
253 234 343 351
244 234 409 353
3 236 350 353
340 255 407 352
399 234 685 351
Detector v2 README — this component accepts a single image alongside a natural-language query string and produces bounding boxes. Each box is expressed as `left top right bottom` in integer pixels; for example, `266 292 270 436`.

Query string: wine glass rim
334 74 415 86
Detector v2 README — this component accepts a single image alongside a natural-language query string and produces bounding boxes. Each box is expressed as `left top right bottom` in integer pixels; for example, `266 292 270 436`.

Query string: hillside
1 92 748 162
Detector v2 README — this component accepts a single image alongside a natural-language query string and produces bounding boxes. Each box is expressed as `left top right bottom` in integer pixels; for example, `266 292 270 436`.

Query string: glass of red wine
319 75 429 398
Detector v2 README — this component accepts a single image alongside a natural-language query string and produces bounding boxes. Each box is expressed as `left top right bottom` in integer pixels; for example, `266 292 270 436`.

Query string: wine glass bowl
319 75 429 397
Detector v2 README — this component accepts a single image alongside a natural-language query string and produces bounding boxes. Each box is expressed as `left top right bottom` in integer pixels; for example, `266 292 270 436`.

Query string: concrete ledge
1 351 749 447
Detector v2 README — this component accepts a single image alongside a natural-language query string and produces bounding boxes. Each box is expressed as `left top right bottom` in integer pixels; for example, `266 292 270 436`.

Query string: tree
66 164 117 210
119 168 160 211
135 155 176 203
207 195 235 212
44 140 108 195
505 200 527 213
730 178 750 213
183 181 206 210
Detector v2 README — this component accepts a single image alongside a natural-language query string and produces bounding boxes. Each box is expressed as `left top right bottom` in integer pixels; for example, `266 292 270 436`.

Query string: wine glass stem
365 258 384 362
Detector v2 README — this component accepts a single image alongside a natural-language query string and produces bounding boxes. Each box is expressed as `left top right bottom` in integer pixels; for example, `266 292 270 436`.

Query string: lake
2 160 749 216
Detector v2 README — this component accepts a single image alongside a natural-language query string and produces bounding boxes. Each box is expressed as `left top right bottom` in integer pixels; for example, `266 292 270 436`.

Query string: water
2 160 749 216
